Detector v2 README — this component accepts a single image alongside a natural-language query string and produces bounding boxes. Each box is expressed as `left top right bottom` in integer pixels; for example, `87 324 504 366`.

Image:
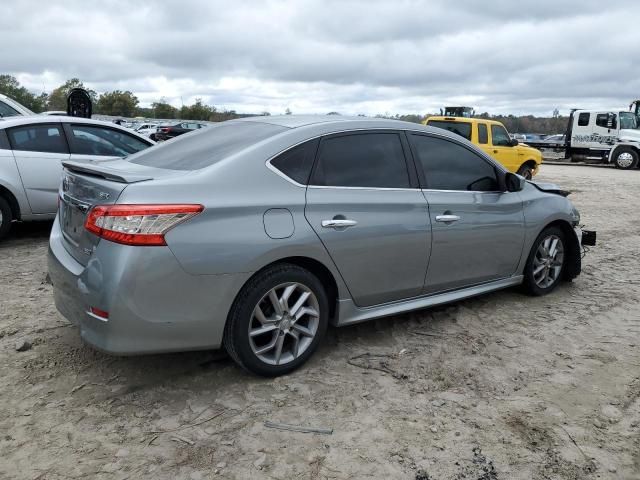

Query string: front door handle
435 214 461 223
321 219 358 229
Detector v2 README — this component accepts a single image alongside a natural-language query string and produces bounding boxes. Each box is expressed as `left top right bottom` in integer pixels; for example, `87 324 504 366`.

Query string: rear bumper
48 217 251 355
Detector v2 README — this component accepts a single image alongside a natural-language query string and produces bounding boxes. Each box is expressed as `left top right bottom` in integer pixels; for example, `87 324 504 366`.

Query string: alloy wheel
248 282 320 366
532 234 564 288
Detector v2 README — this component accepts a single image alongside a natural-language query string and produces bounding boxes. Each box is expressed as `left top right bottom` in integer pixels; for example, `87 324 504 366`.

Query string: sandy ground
0 164 639 480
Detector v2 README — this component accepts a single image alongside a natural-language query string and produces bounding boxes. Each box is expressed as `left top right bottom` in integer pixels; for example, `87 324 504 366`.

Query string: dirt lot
1 164 639 480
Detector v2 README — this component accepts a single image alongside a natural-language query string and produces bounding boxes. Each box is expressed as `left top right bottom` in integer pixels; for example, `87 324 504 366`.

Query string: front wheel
223 264 329 376
517 163 534 180
613 147 638 170
0 196 13 241
522 227 566 296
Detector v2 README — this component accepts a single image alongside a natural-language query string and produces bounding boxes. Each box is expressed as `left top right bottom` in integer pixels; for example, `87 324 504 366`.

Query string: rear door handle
435 214 461 223
321 219 358 229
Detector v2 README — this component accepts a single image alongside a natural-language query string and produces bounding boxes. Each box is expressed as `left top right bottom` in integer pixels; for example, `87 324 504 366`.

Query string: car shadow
3 220 53 244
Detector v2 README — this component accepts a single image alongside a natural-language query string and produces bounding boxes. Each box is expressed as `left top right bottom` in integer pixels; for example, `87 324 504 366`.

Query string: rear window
129 121 287 170
427 120 472 140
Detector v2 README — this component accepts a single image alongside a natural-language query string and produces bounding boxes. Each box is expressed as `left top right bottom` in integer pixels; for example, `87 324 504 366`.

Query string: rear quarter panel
116 137 352 299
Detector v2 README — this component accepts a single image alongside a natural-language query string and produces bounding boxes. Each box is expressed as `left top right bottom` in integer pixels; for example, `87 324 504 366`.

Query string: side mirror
505 172 525 192
510 138 519 147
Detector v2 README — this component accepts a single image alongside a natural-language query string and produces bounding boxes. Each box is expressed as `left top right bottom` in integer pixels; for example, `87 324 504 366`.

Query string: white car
134 123 161 137
0 115 155 238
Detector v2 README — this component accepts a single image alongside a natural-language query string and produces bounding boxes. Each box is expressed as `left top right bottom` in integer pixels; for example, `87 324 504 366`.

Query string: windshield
619 112 638 129
427 120 472 140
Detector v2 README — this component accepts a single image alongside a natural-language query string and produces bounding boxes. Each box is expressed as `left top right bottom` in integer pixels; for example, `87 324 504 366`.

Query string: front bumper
48 217 251 355
574 226 597 247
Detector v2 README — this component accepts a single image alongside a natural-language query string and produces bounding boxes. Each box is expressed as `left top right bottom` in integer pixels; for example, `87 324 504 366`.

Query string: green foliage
0 75 47 113
47 78 97 111
95 90 139 117
151 100 178 119
179 98 215 120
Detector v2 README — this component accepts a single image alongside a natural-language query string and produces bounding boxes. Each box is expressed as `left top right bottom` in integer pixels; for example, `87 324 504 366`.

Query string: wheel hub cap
532 234 565 289
248 282 320 366
618 152 633 168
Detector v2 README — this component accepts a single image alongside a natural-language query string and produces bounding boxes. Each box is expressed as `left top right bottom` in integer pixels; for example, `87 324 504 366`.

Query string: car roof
425 116 505 126
233 114 439 131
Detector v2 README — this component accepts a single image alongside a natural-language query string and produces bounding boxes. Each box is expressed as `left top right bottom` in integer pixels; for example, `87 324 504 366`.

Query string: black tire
522 226 566 296
0 196 13 241
223 263 329 377
517 163 534 180
612 147 638 170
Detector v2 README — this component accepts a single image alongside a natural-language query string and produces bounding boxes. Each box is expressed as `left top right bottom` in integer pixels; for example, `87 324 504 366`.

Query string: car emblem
98 192 110 200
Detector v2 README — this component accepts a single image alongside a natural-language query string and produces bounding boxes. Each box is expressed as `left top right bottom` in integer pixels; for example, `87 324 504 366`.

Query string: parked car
424 116 543 179
135 123 161 138
154 121 207 141
0 93 34 117
0 115 155 239
48 115 594 376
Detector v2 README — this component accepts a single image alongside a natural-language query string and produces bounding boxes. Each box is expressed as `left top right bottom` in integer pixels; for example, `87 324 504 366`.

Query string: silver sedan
48 116 593 376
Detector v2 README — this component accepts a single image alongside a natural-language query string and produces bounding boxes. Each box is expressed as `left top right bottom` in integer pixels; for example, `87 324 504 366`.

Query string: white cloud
2 0 639 116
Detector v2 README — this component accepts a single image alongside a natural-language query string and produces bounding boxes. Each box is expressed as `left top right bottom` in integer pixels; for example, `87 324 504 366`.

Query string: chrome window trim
420 188 506 194
308 185 421 192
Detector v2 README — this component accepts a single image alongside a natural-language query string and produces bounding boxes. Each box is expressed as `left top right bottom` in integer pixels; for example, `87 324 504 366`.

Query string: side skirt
335 276 524 327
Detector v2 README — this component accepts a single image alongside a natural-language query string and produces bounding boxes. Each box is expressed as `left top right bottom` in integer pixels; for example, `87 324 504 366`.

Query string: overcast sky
2 0 639 116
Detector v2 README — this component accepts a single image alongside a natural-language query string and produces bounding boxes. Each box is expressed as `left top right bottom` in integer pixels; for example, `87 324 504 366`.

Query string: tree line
1 74 568 133
0 75 247 122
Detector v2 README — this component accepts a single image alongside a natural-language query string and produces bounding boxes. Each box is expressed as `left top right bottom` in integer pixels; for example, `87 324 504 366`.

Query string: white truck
531 107 640 169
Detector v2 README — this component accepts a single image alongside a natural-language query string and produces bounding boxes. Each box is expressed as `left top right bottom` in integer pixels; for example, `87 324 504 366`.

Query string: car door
407 133 525 294
7 122 70 214
488 123 519 172
304 131 431 307
64 123 153 163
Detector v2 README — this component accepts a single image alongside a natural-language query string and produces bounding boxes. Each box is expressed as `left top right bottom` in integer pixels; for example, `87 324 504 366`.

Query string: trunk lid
58 158 180 265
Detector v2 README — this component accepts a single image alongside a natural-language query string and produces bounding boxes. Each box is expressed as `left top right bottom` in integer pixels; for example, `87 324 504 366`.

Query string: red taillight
84 204 203 246
90 307 109 319
160 127 170 133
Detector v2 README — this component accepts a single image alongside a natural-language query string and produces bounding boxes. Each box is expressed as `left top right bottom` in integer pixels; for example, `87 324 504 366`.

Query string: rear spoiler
62 160 153 184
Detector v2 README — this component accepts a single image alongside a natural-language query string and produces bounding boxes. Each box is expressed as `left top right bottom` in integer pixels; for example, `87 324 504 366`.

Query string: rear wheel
522 227 566 296
517 163 534 179
223 264 328 376
0 197 13 240
613 147 638 170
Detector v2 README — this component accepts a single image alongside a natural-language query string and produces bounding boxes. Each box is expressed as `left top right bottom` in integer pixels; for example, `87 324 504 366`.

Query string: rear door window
477 123 488 144
67 124 151 156
311 132 410 188
426 120 472 140
577 113 590 126
7 124 68 153
129 121 287 170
